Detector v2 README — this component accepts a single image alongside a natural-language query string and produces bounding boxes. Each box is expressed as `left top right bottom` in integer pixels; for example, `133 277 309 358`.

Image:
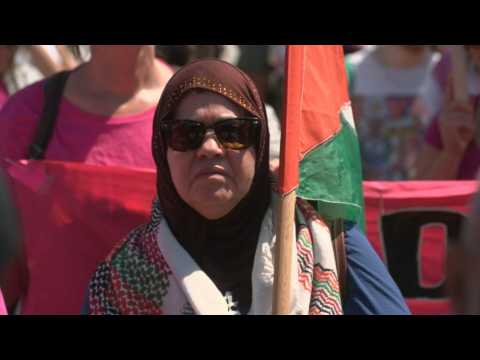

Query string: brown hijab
152 59 272 313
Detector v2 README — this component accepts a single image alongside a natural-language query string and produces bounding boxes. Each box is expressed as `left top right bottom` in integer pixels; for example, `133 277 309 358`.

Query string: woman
416 45 480 180
346 45 440 180
0 46 174 315
87 59 409 315
0 45 173 166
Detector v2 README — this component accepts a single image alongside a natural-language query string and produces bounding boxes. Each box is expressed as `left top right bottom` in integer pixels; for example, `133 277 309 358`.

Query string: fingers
446 102 474 113
442 118 475 131
445 76 474 110
440 105 475 125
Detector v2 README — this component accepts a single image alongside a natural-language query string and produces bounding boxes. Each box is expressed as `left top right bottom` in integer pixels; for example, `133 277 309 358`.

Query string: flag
279 45 364 226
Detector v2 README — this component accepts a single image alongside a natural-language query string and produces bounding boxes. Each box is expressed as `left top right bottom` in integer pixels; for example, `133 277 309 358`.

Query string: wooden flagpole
272 190 297 315
272 46 304 315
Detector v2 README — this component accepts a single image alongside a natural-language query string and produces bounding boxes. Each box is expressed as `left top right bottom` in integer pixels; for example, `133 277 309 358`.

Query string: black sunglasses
160 117 261 152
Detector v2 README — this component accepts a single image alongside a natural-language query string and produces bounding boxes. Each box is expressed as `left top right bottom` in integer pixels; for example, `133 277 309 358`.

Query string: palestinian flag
279 45 364 227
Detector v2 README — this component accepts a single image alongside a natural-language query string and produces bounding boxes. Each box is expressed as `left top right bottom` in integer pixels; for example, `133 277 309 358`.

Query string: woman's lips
194 167 229 179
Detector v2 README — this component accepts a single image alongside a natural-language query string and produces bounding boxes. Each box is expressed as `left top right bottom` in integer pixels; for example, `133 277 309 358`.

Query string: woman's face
167 91 257 220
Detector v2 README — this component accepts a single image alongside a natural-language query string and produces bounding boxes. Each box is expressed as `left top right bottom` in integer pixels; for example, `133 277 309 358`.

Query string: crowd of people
0 45 479 315
1 45 478 180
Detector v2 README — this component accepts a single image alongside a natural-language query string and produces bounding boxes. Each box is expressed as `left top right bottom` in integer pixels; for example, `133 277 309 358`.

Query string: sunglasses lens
164 118 259 152
216 119 257 150
169 121 204 151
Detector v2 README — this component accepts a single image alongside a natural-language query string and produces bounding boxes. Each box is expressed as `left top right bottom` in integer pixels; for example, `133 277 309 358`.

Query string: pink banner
4 160 477 315
364 181 478 315
0 289 6 315
4 160 156 314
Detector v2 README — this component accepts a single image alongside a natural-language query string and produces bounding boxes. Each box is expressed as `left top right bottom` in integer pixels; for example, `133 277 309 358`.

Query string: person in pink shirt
0 45 173 167
0 45 174 314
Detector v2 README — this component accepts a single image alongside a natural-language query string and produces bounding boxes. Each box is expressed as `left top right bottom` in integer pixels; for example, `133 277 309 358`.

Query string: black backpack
27 71 71 160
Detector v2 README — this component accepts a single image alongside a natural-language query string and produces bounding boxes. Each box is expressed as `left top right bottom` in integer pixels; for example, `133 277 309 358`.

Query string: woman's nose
196 131 225 158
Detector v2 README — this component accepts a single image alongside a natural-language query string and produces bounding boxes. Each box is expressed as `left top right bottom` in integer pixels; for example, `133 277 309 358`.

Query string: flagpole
272 45 354 314
272 45 303 315
272 190 296 315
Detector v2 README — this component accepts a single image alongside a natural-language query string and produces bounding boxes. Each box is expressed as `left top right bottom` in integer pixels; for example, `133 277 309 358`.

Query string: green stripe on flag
298 114 365 230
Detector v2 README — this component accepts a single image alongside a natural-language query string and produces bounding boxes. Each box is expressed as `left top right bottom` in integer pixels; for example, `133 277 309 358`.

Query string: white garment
346 46 441 180
348 46 441 97
15 45 62 66
10 45 65 92
3 62 42 94
7 45 89 94
77 45 91 62
266 103 281 162
155 200 338 315
11 47 44 91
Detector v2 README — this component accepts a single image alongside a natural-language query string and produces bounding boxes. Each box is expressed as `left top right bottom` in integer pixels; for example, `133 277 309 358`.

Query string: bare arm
28 45 79 77
415 144 464 180
416 93 475 180
55 45 79 70
28 45 60 76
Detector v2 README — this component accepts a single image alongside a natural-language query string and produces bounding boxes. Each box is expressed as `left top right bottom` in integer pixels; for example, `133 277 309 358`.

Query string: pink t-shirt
0 289 6 315
0 80 9 111
0 79 156 169
0 78 159 314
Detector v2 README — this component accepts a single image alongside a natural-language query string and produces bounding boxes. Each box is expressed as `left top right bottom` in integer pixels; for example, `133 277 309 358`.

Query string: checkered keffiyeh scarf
88 198 342 315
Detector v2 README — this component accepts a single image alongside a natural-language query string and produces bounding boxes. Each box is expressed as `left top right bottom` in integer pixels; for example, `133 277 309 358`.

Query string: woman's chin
190 190 238 220
191 180 233 199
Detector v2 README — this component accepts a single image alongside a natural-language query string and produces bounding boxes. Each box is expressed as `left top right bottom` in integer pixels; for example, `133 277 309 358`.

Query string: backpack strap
27 71 71 160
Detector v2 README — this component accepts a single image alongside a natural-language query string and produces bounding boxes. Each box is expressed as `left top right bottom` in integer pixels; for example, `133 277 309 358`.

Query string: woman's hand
438 76 476 157
438 101 475 157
